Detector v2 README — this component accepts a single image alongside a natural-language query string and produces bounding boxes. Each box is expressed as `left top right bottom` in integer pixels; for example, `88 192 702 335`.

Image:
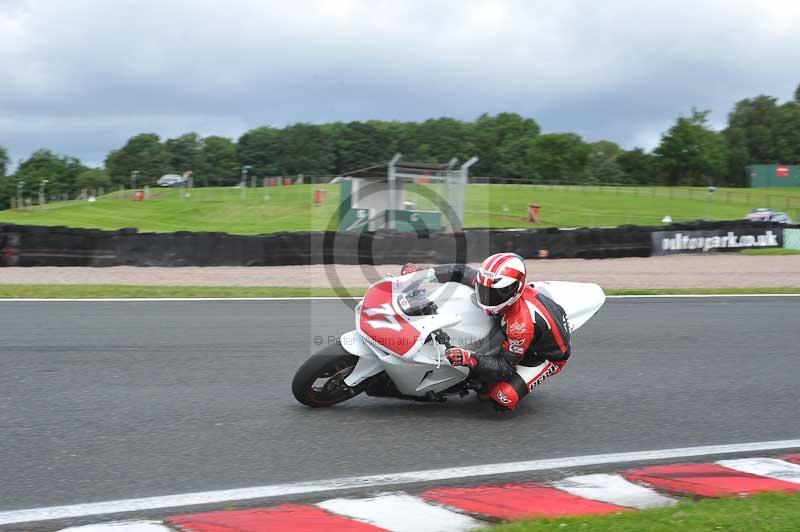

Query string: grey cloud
1 0 798 167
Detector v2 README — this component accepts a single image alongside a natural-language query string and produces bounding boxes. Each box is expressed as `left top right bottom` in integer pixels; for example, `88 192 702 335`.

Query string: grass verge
741 248 800 256
0 285 354 298
0 285 799 298
488 492 800 532
605 287 800 296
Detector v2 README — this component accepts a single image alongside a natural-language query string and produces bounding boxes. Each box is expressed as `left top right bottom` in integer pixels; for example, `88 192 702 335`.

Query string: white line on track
1 439 799 526
606 293 800 299
0 294 799 302
57 521 171 531
0 297 359 302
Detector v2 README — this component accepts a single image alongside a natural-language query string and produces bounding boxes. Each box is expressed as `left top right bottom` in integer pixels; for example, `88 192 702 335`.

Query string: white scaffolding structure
338 153 478 232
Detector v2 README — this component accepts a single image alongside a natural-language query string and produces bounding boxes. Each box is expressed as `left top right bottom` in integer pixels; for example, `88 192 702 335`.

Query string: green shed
747 164 800 188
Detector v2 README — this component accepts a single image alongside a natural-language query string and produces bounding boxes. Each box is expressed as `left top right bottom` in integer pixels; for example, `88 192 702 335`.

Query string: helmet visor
476 281 520 308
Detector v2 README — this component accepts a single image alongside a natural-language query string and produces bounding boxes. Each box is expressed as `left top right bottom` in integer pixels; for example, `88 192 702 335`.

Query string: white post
457 157 478 229
240 165 251 200
16 181 24 210
387 153 402 230
130 170 139 199
39 179 48 207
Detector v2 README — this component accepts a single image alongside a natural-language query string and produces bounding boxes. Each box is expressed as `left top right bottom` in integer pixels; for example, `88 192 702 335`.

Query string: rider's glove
401 263 421 275
446 347 478 369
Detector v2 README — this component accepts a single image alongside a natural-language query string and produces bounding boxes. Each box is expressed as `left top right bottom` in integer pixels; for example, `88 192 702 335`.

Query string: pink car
745 208 793 224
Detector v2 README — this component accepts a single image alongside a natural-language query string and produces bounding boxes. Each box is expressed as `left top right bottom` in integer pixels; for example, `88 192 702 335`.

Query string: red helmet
475 253 526 315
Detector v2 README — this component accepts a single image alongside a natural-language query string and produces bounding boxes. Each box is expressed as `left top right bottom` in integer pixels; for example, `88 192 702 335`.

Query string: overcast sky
1 0 799 168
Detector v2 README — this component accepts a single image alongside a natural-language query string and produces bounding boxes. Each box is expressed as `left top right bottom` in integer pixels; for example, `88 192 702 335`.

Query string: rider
401 253 570 410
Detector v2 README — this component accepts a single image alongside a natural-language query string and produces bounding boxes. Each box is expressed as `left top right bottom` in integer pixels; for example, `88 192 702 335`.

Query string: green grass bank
1 185 798 235
488 492 800 532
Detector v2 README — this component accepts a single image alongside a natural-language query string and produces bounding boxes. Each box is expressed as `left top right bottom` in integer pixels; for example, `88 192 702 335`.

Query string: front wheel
292 345 363 407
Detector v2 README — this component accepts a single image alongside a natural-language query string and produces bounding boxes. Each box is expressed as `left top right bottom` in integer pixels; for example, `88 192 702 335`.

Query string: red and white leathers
483 285 571 410
429 262 571 410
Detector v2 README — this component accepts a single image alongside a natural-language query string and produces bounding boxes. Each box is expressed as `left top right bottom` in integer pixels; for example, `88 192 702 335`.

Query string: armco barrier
0 224 117 267
0 221 794 267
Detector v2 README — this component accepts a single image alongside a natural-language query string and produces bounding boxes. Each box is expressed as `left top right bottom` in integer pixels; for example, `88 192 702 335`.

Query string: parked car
157 174 187 187
745 208 793 224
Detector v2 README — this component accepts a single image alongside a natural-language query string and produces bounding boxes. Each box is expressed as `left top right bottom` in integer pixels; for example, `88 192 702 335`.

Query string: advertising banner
651 228 781 255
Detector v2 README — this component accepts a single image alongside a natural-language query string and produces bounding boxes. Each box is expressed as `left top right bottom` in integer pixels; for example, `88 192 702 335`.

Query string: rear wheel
292 345 363 407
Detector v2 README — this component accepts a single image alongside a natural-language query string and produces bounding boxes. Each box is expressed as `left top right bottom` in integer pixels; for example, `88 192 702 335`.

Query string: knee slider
488 374 529 410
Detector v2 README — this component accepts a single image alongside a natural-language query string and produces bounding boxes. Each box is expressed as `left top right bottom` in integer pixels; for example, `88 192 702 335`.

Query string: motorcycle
292 270 606 407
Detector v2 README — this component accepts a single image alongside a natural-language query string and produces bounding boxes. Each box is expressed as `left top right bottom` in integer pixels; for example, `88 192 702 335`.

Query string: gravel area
1 254 798 289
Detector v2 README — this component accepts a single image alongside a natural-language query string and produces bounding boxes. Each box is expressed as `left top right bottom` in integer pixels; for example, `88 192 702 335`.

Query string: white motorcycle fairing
341 274 605 397
343 277 493 395
532 281 606 332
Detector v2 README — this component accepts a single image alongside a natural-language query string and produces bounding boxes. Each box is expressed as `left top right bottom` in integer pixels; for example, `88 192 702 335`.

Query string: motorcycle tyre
292 345 363 407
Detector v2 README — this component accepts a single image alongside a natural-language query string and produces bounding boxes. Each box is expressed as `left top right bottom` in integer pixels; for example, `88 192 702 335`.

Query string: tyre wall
0 221 790 267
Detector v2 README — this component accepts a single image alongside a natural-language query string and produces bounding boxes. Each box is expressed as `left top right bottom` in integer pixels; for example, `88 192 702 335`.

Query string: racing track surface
1 297 799 512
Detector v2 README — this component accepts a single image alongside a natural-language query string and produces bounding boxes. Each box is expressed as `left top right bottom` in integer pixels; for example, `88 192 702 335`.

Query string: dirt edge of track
1 254 798 289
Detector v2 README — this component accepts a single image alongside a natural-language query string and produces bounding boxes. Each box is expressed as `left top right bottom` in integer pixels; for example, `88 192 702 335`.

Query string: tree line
1 84 798 209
